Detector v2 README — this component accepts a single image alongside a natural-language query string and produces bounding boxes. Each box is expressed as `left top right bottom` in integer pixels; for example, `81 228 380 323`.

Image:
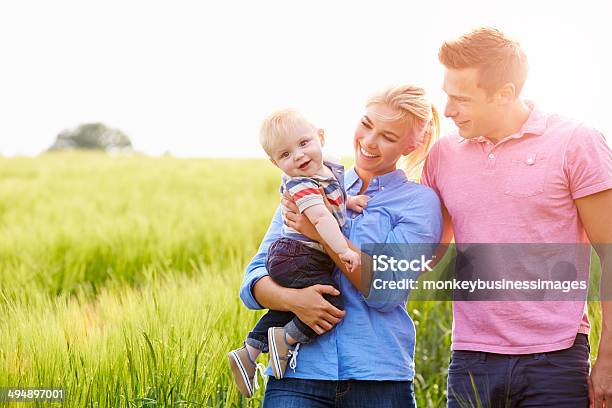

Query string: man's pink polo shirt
422 101 612 354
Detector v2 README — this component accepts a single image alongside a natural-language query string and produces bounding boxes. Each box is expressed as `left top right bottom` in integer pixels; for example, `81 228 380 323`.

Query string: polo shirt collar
459 100 547 144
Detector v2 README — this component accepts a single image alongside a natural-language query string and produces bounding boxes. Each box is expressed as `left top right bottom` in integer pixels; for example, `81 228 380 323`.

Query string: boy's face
442 67 503 140
269 126 325 177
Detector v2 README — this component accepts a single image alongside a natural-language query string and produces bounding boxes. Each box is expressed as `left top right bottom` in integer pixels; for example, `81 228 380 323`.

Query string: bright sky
1 0 610 158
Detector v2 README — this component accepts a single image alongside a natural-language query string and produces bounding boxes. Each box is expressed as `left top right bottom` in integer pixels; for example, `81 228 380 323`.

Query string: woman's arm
282 192 371 295
240 204 345 332
253 277 345 335
283 187 443 310
363 188 443 312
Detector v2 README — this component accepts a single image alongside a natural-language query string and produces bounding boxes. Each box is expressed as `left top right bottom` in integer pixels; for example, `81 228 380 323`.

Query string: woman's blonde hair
366 84 440 181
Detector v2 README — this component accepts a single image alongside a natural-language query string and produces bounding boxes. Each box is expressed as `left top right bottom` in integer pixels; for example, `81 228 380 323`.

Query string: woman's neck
354 166 396 195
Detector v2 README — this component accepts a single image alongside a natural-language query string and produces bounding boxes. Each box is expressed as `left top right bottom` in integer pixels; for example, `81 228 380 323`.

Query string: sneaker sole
227 351 253 397
268 328 284 379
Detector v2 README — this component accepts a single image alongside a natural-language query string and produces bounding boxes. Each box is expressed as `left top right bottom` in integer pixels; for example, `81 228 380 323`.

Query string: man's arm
430 204 454 269
575 188 612 408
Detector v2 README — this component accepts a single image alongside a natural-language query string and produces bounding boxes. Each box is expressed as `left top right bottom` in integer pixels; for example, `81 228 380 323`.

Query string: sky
1 0 610 158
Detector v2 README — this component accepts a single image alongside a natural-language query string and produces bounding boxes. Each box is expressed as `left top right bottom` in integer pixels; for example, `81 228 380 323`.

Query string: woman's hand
287 285 346 334
282 189 325 241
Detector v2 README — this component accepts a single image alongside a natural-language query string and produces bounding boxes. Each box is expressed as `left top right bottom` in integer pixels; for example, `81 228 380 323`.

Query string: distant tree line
48 123 133 152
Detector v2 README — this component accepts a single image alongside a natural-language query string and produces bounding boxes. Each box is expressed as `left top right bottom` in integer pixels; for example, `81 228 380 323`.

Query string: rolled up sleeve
363 188 443 312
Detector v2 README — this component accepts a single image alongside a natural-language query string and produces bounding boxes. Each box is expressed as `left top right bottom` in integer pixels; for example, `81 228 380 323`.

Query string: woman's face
353 103 424 176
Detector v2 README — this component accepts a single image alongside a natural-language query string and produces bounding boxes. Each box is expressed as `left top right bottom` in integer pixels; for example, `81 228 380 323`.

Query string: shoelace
252 362 268 391
288 343 301 372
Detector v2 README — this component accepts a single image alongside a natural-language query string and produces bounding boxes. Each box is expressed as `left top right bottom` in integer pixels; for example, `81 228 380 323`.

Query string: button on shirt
240 167 442 380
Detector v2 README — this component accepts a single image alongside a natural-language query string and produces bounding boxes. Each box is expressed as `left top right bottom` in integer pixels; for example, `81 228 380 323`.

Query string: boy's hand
339 248 361 274
347 195 369 213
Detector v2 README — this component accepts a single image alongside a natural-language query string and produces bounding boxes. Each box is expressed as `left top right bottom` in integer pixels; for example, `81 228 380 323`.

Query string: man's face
442 68 500 139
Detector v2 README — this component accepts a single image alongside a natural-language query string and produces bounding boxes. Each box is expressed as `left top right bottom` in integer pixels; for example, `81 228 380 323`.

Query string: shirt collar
458 100 547 144
345 166 407 192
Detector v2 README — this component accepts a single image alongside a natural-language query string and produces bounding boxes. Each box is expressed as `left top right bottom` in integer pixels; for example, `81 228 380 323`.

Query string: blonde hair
366 84 440 181
259 109 317 157
439 26 528 96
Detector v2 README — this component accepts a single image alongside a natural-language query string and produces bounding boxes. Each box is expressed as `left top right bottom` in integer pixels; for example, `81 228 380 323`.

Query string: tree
48 123 133 152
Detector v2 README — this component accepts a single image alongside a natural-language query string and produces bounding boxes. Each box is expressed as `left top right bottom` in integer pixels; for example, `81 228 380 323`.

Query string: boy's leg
265 238 342 344
265 238 340 377
229 310 295 397
283 246 343 344
246 310 295 354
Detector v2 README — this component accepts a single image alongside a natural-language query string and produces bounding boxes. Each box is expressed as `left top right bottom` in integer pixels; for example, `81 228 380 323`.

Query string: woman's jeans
263 377 416 408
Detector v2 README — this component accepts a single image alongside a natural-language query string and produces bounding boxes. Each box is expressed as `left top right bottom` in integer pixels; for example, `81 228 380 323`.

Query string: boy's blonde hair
438 26 529 96
366 85 440 181
259 109 317 157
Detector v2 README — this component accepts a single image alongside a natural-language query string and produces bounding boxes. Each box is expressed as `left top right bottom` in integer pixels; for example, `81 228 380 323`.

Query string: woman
240 85 443 407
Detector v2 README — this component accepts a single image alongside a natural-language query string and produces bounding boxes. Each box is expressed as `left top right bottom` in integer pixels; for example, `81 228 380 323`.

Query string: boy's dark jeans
246 237 344 353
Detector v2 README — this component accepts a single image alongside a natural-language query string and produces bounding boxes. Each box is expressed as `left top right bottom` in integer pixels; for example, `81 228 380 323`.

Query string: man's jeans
246 237 344 352
263 378 416 408
447 333 590 408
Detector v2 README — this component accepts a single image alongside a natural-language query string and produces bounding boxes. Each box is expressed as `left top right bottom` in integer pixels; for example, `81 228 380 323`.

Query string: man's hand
589 351 612 408
347 194 369 213
288 285 345 334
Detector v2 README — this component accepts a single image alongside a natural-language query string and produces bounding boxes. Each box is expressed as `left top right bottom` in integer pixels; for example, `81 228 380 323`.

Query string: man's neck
486 100 532 144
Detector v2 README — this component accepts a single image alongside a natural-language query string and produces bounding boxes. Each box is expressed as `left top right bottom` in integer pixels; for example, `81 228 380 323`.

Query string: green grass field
0 153 602 407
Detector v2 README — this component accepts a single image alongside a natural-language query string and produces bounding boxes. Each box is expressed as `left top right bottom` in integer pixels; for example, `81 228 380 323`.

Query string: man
422 27 612 407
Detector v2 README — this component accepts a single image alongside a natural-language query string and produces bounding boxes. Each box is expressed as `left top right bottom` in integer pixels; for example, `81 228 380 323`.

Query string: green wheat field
0 153 602 407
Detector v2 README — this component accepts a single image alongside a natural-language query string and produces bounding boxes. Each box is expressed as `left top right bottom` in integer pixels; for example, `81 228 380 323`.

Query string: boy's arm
302 203 349 255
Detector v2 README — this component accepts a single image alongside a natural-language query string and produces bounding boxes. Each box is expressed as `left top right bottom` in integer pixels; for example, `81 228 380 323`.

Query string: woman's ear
402 144 417 156
401 130 418 156
318 129 325 147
